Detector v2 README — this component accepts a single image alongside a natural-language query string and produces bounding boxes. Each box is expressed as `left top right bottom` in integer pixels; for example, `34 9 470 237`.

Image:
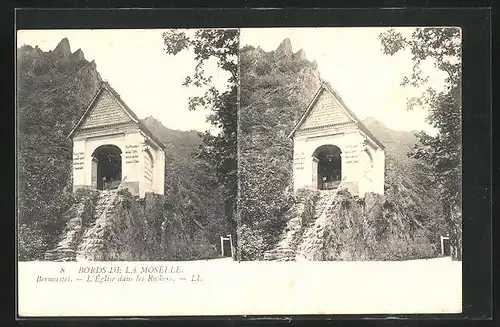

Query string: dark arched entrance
91 145 122 190
313 145 342 190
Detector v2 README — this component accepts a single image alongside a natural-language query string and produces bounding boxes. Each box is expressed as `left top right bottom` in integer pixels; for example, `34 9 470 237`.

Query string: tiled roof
68 81 166 151
288 82 385 150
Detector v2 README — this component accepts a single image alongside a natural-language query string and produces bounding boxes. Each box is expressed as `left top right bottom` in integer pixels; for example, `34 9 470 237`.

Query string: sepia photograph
17 28 239 263
16 23 467 316
237 27 462 311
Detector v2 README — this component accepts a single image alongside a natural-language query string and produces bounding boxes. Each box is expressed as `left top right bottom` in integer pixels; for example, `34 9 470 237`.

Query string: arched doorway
91 145 122 190
313 145 342 190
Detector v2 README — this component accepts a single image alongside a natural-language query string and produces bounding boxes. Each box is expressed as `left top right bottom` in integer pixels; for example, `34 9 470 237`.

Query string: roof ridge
67 81 166 151
288 82 385 150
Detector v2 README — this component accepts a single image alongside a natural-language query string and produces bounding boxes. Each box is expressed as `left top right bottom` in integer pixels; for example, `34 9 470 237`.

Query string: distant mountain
361 116 444 237
362 116 423 188
362 116 419 157
141 116 202 158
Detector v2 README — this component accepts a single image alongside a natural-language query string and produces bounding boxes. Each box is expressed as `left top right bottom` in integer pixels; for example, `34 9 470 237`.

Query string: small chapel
289 82 385 198
68 81 165 198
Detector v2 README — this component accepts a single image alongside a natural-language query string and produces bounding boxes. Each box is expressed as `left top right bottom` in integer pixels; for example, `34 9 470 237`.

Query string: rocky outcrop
44 189 166 262
295 189 341 261
71 48 85 61
293 49 307 61
44 197 94 261
53 38 71 57
263 190 317 261
275 38 293 58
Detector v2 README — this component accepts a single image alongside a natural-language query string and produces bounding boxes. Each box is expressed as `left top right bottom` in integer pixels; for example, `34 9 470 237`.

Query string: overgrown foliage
379 27 462 260
18 38 229 261
162 29 239 253
320 192 437 261
239 42 322 251
17 43 102 259
239 39 446 261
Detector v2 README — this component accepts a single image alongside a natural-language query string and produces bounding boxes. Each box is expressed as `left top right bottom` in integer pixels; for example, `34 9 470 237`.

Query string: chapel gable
80 88 134 130
298 89 353 131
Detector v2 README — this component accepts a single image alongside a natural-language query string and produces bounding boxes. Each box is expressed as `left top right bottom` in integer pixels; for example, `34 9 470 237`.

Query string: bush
18 223 49 261
117 187 132 197
297 192 439 261
238 224 266 260
74 188 99 203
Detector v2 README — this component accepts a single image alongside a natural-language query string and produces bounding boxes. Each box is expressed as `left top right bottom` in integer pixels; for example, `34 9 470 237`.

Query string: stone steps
76 190 118 261
263 212 305 261
295 190 339 260
44 189 118 262
262 189 342 262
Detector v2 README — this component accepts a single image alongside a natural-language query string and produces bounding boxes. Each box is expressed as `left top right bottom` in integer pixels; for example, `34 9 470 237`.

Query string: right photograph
237 27 462 263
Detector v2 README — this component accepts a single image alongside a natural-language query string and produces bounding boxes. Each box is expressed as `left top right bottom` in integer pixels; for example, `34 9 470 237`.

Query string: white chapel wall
293 129 366 195
152 149 165 195
122 131 145 196
72 139 87 191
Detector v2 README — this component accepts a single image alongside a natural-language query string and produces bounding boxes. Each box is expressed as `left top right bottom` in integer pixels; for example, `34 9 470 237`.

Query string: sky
240 27 453 134
17 29 229 133
17 28 456 135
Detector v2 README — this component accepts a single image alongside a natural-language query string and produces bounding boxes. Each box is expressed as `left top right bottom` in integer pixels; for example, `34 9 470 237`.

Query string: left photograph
16 29 239 262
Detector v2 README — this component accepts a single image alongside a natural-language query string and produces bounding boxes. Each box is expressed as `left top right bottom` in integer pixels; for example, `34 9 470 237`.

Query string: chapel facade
68 81 165 198
289 82 385 197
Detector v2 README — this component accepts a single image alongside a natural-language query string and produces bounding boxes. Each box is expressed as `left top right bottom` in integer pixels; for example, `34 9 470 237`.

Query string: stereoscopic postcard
17 25 463 316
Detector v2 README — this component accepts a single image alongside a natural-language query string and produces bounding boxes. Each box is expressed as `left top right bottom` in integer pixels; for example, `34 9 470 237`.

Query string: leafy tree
162 29 239 250
379 27 462 260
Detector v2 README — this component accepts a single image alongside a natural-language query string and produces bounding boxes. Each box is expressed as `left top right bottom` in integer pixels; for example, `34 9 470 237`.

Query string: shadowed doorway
91 145 122 190
313 144 342 190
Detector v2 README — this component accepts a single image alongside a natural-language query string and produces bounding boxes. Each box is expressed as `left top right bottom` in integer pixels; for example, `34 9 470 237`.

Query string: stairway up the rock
44 190 118 262
295 189 339 261
263 212 304 261
44 200 88 262
76 190 118 261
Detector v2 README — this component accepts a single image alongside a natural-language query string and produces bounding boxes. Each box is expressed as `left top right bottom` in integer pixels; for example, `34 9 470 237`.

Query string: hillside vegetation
17 39 228 260
238 40 323 249
238 40 445 260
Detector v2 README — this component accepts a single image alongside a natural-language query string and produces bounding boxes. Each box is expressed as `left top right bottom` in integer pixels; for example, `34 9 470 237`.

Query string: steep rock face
265 188 437 262
46 190 166 261
263 190 317 261
53 38 71 57
275 38 293 57
239 39 323 251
